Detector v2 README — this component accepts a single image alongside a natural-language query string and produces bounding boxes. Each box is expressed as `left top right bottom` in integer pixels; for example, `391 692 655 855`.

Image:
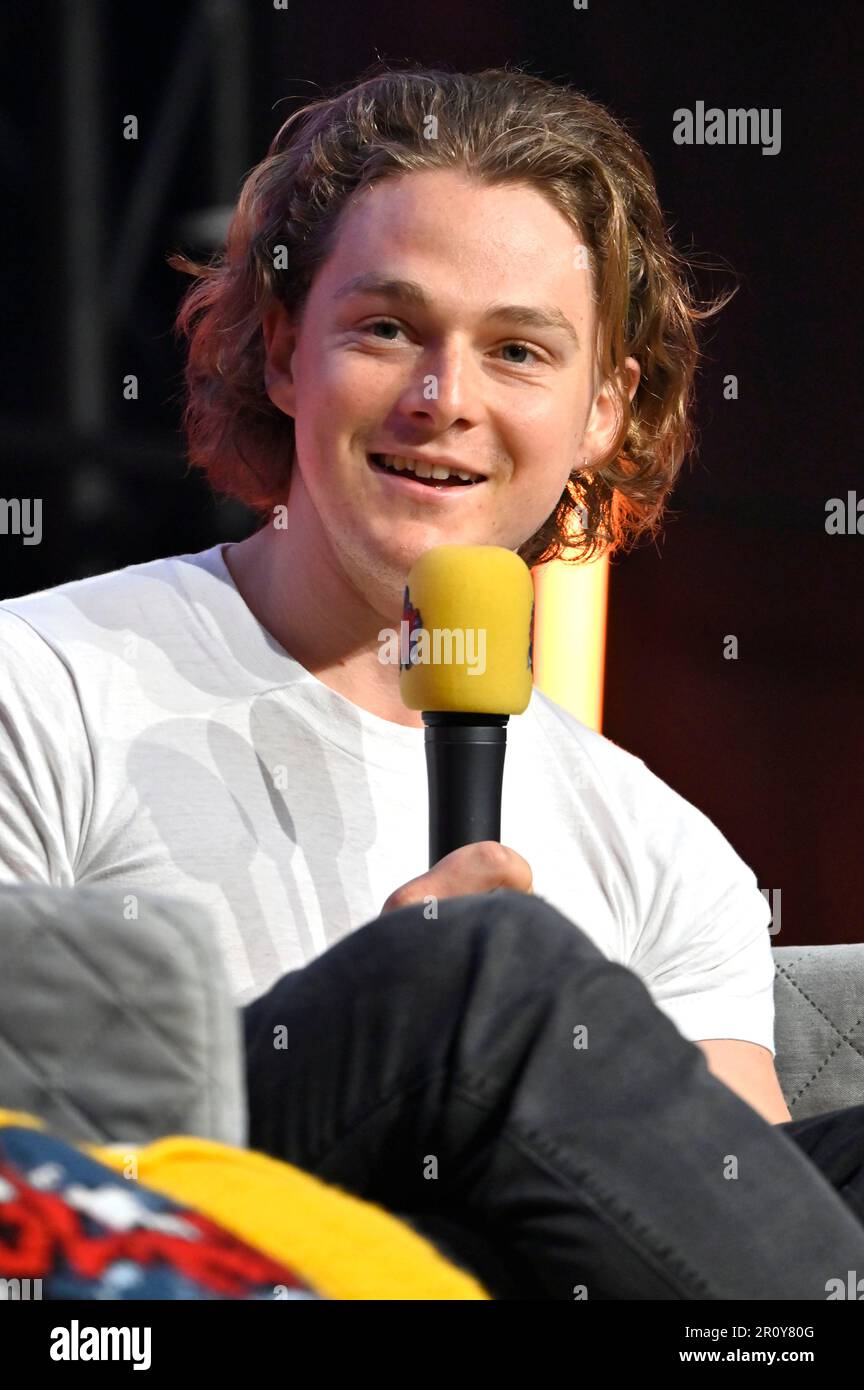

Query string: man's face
262 168 637 605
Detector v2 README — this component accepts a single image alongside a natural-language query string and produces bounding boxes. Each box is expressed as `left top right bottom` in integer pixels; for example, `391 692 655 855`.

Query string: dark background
1 0 861 945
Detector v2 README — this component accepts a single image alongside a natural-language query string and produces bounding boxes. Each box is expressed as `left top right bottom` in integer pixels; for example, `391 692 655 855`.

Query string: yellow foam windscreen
398 545 534 714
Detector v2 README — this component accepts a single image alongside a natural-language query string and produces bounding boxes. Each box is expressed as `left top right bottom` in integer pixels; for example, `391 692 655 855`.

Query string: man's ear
262 302 298 417
581 355 641 463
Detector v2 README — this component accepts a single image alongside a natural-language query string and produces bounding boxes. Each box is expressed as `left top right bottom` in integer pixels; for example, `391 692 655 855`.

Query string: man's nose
403 340 483 426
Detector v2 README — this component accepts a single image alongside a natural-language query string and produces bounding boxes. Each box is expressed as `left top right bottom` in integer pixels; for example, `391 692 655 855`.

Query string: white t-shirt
0 543 775 1050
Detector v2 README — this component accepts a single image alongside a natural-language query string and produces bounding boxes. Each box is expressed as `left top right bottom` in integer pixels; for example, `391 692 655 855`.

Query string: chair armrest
772 943 864 1118
0 884 246 1148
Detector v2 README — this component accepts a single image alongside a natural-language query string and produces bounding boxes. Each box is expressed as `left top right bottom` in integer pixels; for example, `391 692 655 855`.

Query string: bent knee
428 889 609 972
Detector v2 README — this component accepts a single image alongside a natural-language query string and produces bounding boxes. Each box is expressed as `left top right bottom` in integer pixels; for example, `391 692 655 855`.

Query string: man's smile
367 452 489 494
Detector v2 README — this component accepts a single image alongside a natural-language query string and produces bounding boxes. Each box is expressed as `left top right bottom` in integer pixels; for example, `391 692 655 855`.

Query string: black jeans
242 891 864 1300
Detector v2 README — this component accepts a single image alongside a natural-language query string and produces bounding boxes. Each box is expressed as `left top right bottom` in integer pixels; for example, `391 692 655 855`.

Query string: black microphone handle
423 712 509 868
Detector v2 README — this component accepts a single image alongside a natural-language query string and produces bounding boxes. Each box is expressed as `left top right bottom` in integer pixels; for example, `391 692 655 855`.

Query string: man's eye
360 319 405 341
497 342 543 366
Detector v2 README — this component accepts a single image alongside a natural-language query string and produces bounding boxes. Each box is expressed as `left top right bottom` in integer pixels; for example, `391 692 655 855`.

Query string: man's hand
380 841 533 916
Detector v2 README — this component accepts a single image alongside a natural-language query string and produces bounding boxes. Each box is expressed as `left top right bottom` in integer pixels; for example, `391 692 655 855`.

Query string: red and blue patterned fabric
0 1120 324 1300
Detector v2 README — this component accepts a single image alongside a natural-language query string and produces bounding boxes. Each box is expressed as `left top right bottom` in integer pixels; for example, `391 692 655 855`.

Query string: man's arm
696 1039 792 1124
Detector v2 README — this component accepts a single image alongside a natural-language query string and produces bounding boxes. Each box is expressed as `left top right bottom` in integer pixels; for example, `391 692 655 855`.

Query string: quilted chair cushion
0 884 246 1149
772 945 864 1119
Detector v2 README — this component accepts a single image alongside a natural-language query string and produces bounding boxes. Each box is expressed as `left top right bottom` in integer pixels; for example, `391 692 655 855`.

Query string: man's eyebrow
333 273 580 349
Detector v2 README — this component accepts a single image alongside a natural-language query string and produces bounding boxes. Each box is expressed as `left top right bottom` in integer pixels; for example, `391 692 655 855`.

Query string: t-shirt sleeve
624 756 777 1056
0 608 92 884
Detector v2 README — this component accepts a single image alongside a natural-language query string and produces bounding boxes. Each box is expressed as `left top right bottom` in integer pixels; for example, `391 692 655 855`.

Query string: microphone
398 545 535 868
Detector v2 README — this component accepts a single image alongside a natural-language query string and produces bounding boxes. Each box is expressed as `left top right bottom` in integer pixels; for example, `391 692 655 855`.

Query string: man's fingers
380 841 534 916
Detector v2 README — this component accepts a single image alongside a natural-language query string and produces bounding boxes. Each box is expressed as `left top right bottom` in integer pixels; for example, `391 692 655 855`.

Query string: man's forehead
331 171 587 272
312 172 593 332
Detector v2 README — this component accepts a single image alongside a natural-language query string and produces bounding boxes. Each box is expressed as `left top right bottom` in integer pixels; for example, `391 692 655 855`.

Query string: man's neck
223 522 426 730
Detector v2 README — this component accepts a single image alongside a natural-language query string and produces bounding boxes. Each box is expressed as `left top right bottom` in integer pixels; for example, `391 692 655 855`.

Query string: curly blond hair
169 64 735 566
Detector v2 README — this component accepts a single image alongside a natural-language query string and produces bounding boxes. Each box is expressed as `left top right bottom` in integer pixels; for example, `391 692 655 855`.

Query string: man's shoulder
525 686 743 860
0 545 223 654
526 686 652 788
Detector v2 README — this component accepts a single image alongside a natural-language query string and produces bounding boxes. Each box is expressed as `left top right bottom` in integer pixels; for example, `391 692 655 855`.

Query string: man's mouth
367 453 487 489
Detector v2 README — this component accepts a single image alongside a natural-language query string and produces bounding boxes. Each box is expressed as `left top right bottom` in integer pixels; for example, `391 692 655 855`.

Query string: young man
1 67 863 1298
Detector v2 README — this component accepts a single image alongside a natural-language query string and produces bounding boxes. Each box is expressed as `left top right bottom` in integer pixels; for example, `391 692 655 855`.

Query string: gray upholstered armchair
772 945 864 1119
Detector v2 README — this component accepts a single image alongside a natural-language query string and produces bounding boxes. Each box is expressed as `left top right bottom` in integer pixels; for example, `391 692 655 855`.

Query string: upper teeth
378 455 479 483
